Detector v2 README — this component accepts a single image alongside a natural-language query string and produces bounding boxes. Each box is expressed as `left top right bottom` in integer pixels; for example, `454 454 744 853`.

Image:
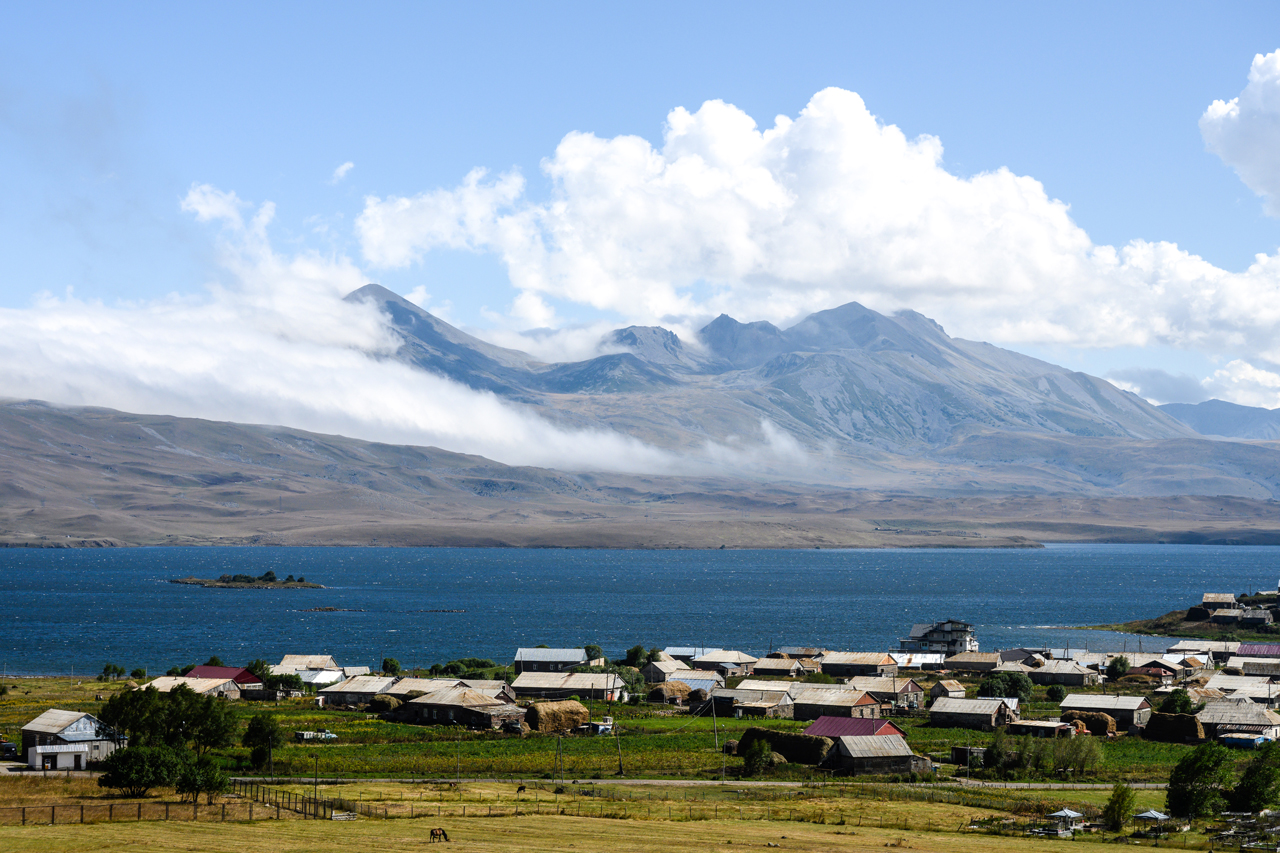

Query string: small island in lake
170 570 324 589
1091 589 1280 642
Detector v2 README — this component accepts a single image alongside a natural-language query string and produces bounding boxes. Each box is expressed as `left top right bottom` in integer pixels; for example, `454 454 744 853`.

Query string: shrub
741 738 771 776
1102 782 1136 830
978 672 1033 703
1105 655 1130 681
1045 684 1067 703
97 746 185 797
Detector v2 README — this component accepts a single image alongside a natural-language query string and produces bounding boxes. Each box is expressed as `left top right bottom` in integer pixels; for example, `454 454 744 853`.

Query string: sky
3 4 1280 468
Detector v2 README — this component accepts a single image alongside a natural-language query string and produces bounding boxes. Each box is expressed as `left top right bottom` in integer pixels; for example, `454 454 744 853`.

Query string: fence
0 799 298 826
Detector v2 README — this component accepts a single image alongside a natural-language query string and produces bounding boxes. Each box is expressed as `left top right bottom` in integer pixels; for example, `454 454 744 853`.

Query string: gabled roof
511 672 623 690
319 675 398 695
142 676 238 694
833 734 914 759
1197 701 1280 727
1060 694 1150 712
1237 643 1280 658
792 688 875 707
668 676 721 691
820 652 894 666
734 679 798 694
777 647 828 657
802 717 905 738
186 665 261 683
643 659 691 674
407 687 505 709
847 676 923 694
945 652 1000 664
708 688 790 705
751 659 802 673
1202 593 1237 605
23 709 95 735
514 648 589 663
277 654 338 670
664 647 721 658
930 697 1009 716
693 650 758 665
1037 660 1092 674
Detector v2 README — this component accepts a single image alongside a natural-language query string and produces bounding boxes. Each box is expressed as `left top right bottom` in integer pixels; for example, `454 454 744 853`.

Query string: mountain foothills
3 283 1280 548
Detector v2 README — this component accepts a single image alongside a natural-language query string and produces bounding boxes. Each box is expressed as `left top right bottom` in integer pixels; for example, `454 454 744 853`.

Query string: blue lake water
2 544 1278 676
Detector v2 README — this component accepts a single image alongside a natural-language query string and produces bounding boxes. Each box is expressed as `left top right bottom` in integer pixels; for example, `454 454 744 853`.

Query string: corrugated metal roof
734 679 797 694
1197 701 1280 726
693 650 758 665
668 677 720 692
752 659 801 673
664 647 721 658
511 672 623 690
514 648 588 663
1060 694 1149 712
1205 673 1274 693
848 677 923 694
278 654 339 670
778 647 827 657
803 717 904 738
821 652 893 666
408 687 504 708
143 676 238 694
1237 643 1280 658
834 735 914 759
792 688 873 707
22 709 93 735
319 675 397 695
889 652 945 667
186 665 260 682
930 697 1008 715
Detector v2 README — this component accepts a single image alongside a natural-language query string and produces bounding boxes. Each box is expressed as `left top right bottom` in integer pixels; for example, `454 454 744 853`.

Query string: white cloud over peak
1201 49 1280 215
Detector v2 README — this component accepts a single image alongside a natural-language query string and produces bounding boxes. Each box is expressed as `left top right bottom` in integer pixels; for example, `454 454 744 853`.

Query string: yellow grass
0 813 1126 853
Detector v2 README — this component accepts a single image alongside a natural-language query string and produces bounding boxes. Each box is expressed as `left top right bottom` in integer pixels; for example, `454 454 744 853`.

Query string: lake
1 543 1276 676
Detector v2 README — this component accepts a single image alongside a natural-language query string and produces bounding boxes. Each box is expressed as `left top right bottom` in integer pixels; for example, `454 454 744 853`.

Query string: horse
429 827 449 843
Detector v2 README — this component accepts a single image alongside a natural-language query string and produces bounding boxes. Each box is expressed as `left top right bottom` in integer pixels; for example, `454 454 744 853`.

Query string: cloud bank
358 75 1280 407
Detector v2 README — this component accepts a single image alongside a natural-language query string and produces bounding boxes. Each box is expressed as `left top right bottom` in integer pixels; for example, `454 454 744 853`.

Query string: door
73 754 82 771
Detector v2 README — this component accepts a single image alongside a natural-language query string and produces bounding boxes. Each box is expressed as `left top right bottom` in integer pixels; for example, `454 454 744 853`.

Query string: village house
1026 660 1099 687
929 680 966 702
385 678 517 704
802 716 906 738
1166 640 1240 664
142 676 241 699
401 687 526 730
827 735 931 776
943 652 1001 673
749 657 807 679
318 675 398 705
21 710 122 771
510 672 627 702
928 697 1019 730
899 619 978 655
668 671 724 693
185 665 263 689
1059 695 1152 728
818 652 898 678
640 658 691 683
888 652 946 670
846 676 925 709
706 687 792 719
512 648 593 675
791 687 879 721
662 646 722 664
1237 643 1280 659
1197 700 1280 741
691 650 758 678
776 646 828 659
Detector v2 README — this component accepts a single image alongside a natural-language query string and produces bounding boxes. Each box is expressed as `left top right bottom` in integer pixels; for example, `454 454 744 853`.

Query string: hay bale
723 739 738 755
688 688 708 702
1061 710 1116 737
648 682 691 703
769 752 787 766
1143 712 1204 743
737 726 833 766
526 699 589 733
369 694 402 714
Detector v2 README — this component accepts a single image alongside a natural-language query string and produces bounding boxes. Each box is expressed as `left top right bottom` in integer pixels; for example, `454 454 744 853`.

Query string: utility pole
313 754 318 806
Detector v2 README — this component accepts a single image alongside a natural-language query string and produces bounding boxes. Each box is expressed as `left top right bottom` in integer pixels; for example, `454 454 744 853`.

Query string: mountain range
3 285 1280 548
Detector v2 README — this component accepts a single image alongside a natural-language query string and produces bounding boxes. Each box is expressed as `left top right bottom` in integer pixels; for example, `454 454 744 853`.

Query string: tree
204 656 224 668
97 746 184 797
1167 742 1234 818
1045 684 1067 703
382 657 401 676
243 712 285 772
584 644 604 662
1102 782 1137 830
263 672 304 692
802 672 836 684
175 755 229 804
622 645 649 668
1159 688 1202 716
1231 743 1280 813
257 571 277 583
1106 655 1131 681
244 659 272 683
978 672 1033 704
984 727 1010 770
130 668 147 681
98 685 235 754
741 738 771 776
98 664 125 682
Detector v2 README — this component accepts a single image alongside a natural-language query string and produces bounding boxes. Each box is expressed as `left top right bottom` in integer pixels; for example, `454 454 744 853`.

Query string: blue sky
3 4 1280 464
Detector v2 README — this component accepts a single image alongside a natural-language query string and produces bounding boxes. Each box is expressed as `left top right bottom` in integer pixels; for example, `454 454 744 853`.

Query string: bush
1045 684 1067 703
978 672 1033 703
1102 782 1137 830
1159 688 1201 715
741 738 771 776
381 658 401 676
175 755 229 804
97 746 185 797
1105 655 1130 681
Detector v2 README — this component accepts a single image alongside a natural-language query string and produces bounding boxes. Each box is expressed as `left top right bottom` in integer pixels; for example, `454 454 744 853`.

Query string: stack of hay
1060 710 1116 737
526 700 589 733
737 727 834 766
648 682 692 703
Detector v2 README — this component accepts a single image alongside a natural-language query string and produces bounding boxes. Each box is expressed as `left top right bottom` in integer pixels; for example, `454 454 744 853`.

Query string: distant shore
170 576 325 589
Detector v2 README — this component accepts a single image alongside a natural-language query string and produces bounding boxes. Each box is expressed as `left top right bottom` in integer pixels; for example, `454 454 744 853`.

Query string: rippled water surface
2 544 1277 674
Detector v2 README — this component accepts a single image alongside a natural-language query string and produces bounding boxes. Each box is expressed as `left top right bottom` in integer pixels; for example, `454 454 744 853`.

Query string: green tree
622 645 650 668
1045 684 1067 703
1159 688 1202 715
98 664 125 682
204 656 224 668
97 746 184 797
175 755 229 804
98 685 235 755
741 738 771 776
243 712 284 772
1102 782 1137 830
244 659 272 683
257 571 277 583
130 668 147 681
1106 655 1131 681
584 644 604 662
802 672 836 684
978 672 1033 703
263 672 304 692
1231 743 1280 813
1167 742 1234 818
382 657 401 676
984 727 1010 770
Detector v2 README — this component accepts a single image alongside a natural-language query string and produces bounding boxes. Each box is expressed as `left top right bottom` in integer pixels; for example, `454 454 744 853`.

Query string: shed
791 688 879 721
640 659 690 683
1006 720 1076 739
21 710 122 770
943 652 1001 673
403 687 526 729
1197 700 1280 740
319 675 398 705
929 697 1018 730
511 672 627 701
1027 660 1099 687
930 680 965 701
1059 694 1152 728
829 735 930 776
668 672 723 693
663 647 722 663
750 658 806 679
707 688 792 719
691 650 758 678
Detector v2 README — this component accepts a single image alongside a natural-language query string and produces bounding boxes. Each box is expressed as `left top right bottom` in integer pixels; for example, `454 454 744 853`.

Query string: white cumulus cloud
331 161 355 183
1201 49 1280 215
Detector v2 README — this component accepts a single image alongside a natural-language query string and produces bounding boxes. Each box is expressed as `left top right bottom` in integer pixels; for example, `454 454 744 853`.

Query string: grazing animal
430 827 449 843
516 785 526 795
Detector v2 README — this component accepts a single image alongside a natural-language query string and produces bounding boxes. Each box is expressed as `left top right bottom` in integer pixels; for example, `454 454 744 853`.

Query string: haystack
1143 712 1204 743
369 694 402 714
1061 710 1116 737
526 699 589 733
649 682 691 703
688 688 709 702
737 726 834 765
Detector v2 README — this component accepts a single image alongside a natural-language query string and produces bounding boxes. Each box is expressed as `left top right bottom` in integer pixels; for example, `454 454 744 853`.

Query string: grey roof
1197 701 1280 727
669 677 720 692
834 735 914 759
930 697 1008 716
664 647 722 658
777 647 827 657
23 709 93 735
792 688 873 707
847 676 923 694
821 652 893 666
514 648 588 663
319 675 398 695
1060 694 1149 712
